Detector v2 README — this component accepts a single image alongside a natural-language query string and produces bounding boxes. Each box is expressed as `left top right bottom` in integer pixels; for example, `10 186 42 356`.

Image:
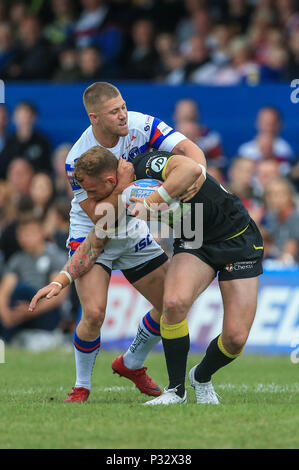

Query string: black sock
162 334 190 398
195 334 238 383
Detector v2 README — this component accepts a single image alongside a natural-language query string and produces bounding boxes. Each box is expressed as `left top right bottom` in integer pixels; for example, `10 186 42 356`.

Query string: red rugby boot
112 355 162 397
64 387 90 403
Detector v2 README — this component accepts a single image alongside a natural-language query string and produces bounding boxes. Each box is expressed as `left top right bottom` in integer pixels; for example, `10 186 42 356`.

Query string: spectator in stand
276 0 299 35
212 36 260 85
44 0 76 49
287 29 299 79
222 0 254 35
77 45 108 80
166 34 218 84
237 106 295 174
52 143 73 198
73 0 123 64
8 0 28 30
53 45 80 82
262 177 299 265
124 18 160 80
29 172 55 219
261 44 289 81
209 23 233 66
3 15 55 80
154 32 183 81
0 194 35 264
0 22 15 76
227 156 264 224
43 197 71 252
0 214 68 343
0 181 15 236
6 159 34 202
227 156 261 213
1 102 52 177
253 158 281 201
173 98 226 168
175 1 212 46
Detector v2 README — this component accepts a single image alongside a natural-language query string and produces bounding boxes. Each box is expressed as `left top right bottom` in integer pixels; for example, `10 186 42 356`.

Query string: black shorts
173 219 264 281
96 252 168 284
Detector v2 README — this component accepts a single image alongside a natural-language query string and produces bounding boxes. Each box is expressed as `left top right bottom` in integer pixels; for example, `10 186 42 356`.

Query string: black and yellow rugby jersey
132 150 250 244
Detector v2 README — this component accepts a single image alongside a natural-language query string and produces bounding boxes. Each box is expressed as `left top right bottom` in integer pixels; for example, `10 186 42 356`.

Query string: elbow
193 164 203 180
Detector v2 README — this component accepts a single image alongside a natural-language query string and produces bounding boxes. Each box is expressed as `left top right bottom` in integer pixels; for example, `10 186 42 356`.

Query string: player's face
80 173 117 202
97 95 128 137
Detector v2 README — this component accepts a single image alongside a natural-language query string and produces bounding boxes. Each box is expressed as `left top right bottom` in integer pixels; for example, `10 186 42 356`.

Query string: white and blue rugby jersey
65 111 186 236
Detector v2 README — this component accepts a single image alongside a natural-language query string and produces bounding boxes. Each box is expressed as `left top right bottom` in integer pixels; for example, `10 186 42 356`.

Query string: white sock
123 312 161 369
73 331 101 390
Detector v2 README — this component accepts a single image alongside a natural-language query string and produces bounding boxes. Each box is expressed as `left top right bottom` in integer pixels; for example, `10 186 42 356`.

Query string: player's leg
145 253 215 405
112 255 168 397
65 264 110 402
189 277 259 404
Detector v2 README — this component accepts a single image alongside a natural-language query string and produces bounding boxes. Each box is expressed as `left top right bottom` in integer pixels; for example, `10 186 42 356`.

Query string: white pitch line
4 383 299 396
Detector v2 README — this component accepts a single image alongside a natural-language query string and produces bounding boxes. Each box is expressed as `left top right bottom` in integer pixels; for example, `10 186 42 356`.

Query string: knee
163 295 191 323
222 331 248 354
82 305 106 330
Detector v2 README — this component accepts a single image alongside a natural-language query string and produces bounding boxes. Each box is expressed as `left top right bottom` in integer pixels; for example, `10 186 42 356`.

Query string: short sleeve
133 150 174 181
65 162 88 203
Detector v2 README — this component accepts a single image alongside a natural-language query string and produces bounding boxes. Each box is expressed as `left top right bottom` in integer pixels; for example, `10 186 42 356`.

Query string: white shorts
67 229 166 283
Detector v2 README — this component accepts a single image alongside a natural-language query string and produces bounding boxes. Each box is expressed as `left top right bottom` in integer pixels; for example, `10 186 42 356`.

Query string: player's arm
171 138 206 167
28 227 106 311
171 139 207 201
131 154 204 213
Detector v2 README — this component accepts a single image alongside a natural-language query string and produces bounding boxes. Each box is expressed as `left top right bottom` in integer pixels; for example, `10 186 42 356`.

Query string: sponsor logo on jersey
146 155 168 173
128 146 140 161
157 122 171 136
144 125 150 131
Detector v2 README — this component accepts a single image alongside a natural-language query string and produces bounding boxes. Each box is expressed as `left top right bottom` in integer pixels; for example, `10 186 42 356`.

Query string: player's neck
92 127 120 149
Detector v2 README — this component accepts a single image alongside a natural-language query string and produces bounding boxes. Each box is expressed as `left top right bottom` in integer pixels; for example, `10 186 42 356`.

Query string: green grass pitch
1 348 299 449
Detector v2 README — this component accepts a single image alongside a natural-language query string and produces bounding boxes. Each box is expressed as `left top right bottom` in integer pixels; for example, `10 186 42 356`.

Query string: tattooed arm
28 227 107 311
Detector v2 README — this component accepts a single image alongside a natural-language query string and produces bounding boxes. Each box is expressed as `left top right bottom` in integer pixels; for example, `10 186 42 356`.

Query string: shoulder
128 111 154 131
65 125 93 166
274 137 294 156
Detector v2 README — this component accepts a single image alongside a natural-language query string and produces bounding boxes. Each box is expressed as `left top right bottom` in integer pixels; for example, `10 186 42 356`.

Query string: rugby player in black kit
131 150 264 405
30 147 264 405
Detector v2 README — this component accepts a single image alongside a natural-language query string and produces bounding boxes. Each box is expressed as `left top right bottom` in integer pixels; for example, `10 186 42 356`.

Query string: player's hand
129 197 150 221
179 174 205 202
28 283 62 312
116 158 135 192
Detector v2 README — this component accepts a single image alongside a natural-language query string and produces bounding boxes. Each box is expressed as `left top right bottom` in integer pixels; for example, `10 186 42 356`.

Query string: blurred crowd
0 94 299 347
0 0 298 84
0 0 299 348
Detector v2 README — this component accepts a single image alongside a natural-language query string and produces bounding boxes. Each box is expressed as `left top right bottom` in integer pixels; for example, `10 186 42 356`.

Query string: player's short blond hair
83 82 120 114
74 145 118 182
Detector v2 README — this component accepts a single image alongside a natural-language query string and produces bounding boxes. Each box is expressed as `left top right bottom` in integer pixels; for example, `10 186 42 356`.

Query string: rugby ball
122 179 162 208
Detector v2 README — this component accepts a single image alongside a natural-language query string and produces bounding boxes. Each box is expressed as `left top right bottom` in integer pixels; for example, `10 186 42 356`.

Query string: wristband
157 186 175 204
198 163 207 179
60 270 73 284
50 281 63 289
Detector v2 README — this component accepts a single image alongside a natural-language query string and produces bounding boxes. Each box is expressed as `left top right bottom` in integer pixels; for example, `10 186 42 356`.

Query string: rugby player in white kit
63 82 206 402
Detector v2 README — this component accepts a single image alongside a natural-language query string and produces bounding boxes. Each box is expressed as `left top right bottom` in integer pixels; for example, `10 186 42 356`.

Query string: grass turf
0 348 299 449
